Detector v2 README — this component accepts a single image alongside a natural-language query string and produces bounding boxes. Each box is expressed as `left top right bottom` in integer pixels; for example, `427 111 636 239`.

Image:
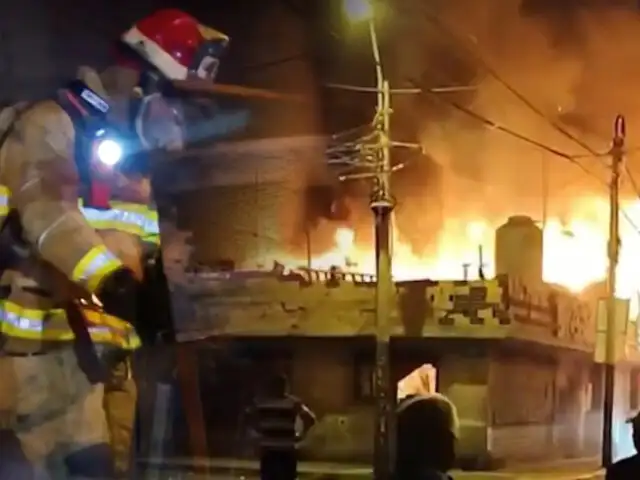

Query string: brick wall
177 183 306 268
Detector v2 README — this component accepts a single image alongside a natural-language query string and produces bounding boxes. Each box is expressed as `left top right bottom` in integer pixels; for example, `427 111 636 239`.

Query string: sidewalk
139 457 604 480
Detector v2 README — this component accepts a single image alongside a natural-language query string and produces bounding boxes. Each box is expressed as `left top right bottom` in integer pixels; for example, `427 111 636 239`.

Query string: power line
412 6 640 239
431 96 606 184
622 166 640 235
415 4 605 159
624 164 640 200
429 94 640 238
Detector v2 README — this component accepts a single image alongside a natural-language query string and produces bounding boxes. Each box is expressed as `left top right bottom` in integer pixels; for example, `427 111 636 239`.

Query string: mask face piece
135 93 185 152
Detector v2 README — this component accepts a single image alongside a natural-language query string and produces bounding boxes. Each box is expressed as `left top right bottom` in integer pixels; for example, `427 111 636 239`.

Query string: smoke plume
375 0 640 255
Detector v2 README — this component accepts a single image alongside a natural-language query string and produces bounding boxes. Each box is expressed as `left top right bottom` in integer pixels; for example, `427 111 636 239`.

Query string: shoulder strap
55 89 98 206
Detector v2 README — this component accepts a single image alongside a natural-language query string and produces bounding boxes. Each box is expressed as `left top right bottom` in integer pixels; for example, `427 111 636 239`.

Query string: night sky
0 0 358 138
5 0 640 247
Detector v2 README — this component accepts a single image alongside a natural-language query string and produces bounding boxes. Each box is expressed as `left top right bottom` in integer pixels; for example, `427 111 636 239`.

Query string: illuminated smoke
221 1 640 316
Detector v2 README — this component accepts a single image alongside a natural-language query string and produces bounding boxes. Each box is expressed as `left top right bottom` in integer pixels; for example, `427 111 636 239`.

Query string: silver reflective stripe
0 189 8 209
0 305 112 337
2 310 43 332
80 206 159 236
144 216 159 235
75 249 120 284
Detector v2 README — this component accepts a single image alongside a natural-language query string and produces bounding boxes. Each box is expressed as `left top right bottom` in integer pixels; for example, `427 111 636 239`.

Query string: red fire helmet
121 9 229 82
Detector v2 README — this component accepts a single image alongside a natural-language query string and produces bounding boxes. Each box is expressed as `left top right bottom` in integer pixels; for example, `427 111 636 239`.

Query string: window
354 356 374 402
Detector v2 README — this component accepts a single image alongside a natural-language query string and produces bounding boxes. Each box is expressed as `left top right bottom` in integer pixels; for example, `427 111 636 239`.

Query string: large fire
276 195 640 318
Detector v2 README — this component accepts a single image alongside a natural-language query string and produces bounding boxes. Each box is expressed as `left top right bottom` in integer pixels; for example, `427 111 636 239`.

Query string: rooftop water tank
495 215 543 285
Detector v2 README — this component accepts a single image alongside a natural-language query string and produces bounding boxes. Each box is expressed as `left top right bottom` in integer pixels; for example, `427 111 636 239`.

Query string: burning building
149 135 640 468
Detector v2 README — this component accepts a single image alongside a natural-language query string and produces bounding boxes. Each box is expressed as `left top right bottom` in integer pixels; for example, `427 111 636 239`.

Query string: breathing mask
131 91 185 152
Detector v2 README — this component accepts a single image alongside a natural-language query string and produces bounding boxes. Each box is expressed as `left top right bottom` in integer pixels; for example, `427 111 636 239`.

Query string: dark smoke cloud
369 0 640 255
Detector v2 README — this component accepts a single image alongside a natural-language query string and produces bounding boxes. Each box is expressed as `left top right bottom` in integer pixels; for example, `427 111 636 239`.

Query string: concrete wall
488 351 556 461
486 349 598 463
439 353 491 465
293 341 498 465
172 338 636 467
292 342 374 462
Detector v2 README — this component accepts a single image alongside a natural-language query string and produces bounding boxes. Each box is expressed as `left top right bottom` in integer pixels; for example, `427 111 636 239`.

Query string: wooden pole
175 343 210 474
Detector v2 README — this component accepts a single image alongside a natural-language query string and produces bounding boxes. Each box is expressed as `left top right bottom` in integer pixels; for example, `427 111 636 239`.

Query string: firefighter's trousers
104 357 137 478
0 347 113 479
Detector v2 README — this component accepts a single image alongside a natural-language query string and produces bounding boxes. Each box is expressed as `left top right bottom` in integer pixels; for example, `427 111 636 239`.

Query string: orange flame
272 195 640 318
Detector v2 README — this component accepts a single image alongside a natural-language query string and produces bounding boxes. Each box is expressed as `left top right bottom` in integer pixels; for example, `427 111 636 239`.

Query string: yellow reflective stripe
82 307 141 348
72 246 123 293
0 303 71 341
111 202 159 232
81 207 147 235
143 234 160 245
77 308 141 349
79 201 159 239
110 201 149 214
83 308 130 331
0 301 140 349
0 185 9 216
142 209 160 245
3 301 63 319
144 212 159 235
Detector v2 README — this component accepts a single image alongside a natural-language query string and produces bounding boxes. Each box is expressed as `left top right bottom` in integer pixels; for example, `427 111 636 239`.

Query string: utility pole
327 10 398 479
332 4 473 477
371 78 395 480
602 114 625 467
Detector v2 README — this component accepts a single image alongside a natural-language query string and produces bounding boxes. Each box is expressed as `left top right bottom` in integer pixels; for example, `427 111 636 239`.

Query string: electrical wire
411 5 640 238
624 164 640 201
621 166 640 236
431 96 606 185
415 4 605 159
428 93 640 237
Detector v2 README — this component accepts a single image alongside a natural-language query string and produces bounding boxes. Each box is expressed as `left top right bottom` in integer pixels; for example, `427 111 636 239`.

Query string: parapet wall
167 264 596 353
171 268 380 341
501 275 595 349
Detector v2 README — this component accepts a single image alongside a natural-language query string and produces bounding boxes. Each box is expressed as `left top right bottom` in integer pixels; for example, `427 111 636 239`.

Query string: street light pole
602 114 625 467
369 18 384 114
362 12 396 480
336 4 438 477
371 78 395 480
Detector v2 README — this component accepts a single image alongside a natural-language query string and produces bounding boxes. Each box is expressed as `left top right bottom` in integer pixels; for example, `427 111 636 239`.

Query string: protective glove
95 267 140 325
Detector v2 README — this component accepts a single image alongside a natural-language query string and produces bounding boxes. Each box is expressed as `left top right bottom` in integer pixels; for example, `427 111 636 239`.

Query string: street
139 457 605 480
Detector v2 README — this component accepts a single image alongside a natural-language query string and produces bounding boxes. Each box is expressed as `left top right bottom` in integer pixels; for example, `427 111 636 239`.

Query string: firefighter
79 196 159 479
247 373 316 480
0 8 229 478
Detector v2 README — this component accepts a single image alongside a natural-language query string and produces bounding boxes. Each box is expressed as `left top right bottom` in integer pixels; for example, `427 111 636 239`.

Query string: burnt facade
151 137 640 467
